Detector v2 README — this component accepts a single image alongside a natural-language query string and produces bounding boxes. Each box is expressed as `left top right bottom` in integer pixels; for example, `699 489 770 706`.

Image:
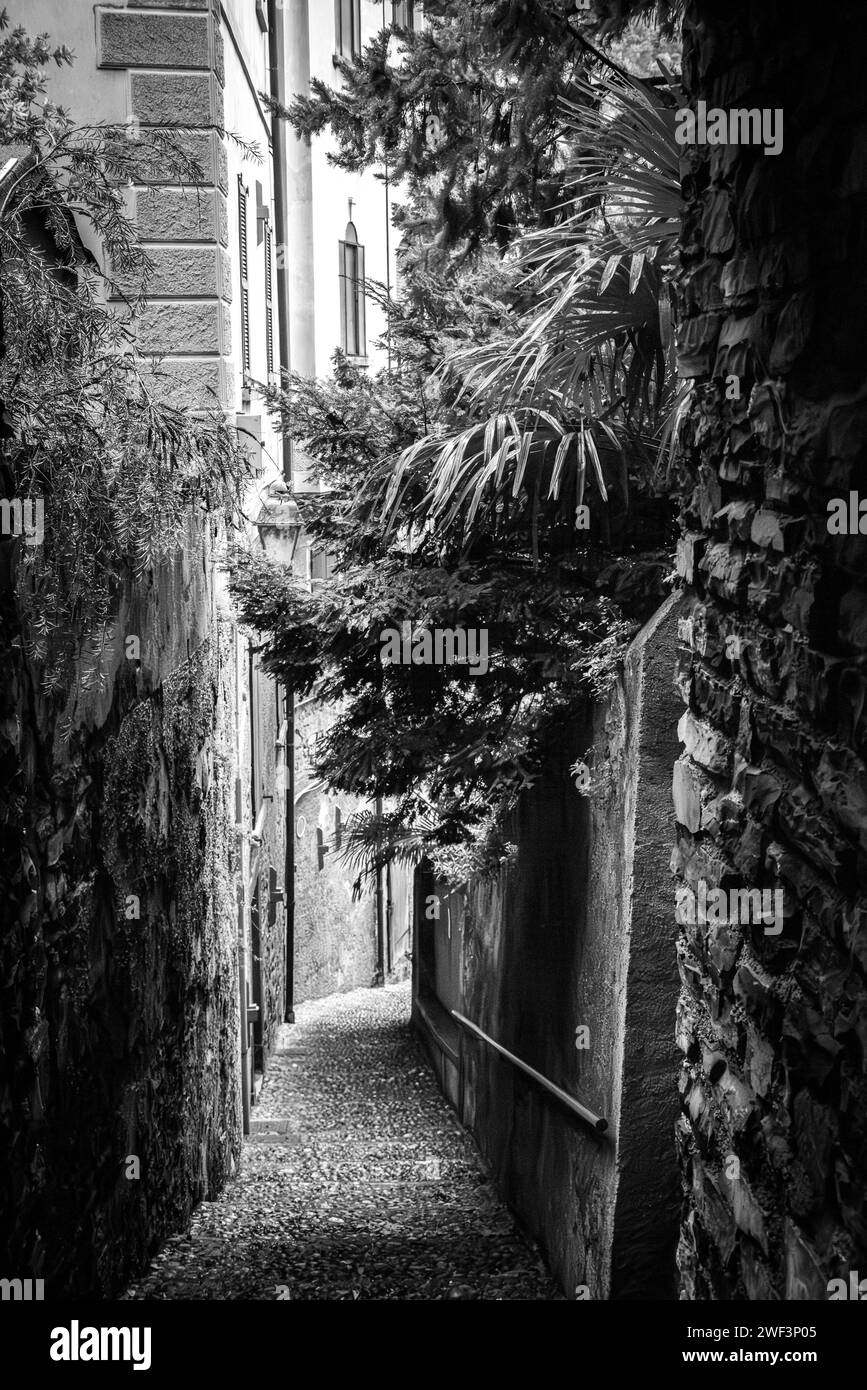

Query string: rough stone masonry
673 0 867 1298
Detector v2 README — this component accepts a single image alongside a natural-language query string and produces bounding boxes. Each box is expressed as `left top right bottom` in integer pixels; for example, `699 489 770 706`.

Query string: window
238 176 251 378
392 1 414 29
338 222 366 359
335 0 362 58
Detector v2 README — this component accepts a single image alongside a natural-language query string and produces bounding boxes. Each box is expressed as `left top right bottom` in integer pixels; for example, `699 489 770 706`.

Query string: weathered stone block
217 192 229 247
137 302 221 355
673 757 706 833
778 784 846 878
134 188 218 243
719 1168 768 1254
676 532 702 584
127 132 215 186
219 246 233 302
745 1025 774 1096
145 357 229 412
214 25 225 88
131 73 212 127
98 12 210 70
700 541 749 605
678 709 733 776
145 247 220 298
716 498 753 543
720 253 760 308
750 508 786 552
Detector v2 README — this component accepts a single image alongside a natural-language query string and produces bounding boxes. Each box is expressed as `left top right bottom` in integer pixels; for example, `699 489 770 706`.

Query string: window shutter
338 240 348 352
337 0 357 56
264 220 274 379
357 243 366 356
238 176 251 377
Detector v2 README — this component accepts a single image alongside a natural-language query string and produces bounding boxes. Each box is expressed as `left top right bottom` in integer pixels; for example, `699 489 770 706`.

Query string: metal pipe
374 793 385 983
238 899 250 1133
381 0 392 373
276 678 296 1022
283 685 295 1023
451 1011 608 1134
247 846 262 900
267 0 294 479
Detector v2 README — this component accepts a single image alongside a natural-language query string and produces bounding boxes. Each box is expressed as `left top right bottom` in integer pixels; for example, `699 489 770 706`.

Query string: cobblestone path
125 983 562 1300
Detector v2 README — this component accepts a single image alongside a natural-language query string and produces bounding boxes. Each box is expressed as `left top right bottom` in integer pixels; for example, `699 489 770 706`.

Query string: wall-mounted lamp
255 479 303 569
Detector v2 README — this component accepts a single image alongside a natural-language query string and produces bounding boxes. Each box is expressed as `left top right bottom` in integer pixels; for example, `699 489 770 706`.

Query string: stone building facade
292 693 378 1000
673 0 867 1299
1 0 291 1294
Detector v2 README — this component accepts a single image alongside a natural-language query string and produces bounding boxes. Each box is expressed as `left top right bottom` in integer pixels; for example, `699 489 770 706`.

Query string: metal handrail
452 1010 608 1134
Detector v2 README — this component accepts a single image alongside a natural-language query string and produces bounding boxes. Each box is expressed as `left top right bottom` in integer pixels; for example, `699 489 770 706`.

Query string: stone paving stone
124 983 562 1301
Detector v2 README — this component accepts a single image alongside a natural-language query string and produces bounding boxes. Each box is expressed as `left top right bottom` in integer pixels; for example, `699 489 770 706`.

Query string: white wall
221 1 285 480
294 0 400 380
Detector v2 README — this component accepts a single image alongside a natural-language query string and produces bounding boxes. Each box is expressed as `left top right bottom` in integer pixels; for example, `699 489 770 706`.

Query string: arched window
338 221 366 359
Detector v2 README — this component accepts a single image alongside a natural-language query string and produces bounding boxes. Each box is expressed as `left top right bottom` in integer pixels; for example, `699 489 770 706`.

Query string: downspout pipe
284 685 295 1022
375 794 385 984
268 0 293 482
268 0 296 1021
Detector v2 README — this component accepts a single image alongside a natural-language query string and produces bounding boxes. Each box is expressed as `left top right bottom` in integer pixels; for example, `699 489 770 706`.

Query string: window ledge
344 354 369 368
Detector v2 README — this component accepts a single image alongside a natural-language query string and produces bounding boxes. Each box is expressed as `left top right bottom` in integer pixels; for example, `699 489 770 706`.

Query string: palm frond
370 67 685 545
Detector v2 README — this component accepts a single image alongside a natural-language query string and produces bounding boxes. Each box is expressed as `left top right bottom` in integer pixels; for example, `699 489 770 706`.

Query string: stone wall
0 518 243 1297
293 694 378 1002
414 598 684 1298
673 0 867 1299
97 0 234 411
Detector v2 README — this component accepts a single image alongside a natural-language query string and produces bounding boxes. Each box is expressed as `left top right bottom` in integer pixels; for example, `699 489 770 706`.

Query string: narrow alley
6 0 867 1342
124 985 562 1302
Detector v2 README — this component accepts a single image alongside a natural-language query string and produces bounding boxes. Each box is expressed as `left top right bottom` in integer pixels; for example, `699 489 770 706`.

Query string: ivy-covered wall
674 0 867 1299
0 526 242 1297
